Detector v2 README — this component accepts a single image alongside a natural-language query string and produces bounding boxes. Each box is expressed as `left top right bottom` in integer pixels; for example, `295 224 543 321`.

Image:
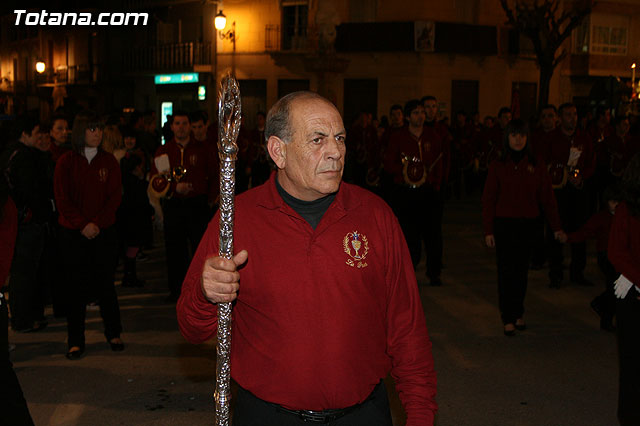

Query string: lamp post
214 11 236 73
632 63 637 97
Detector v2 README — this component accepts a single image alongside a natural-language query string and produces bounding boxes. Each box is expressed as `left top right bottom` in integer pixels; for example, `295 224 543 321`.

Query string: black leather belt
269 382 380 424
274 405 359 423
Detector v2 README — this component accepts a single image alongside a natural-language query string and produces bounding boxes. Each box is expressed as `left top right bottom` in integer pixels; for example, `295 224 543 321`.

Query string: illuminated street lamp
214 11 227 31
35 60 46 74
214 10 236 73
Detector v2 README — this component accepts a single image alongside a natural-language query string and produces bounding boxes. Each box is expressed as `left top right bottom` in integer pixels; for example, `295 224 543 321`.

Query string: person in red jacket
177 91 437 425
54 111 124 360
384 99 446 285
567 185 622 331
150 111 218 302
541 103 596 288
482 119 566 336
610 153 640 426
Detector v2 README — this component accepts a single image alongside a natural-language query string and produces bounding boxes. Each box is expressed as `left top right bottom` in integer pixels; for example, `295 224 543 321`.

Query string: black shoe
122 275 145 288
66 346 85 360
549 278 561 289
108 338 125 352
504 324 516 336
12 320 48 333
136 251 149 262
122 258 145 287
515 319 527 331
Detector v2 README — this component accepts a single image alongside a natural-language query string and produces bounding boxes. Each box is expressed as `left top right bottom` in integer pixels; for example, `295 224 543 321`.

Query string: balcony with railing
122 42 212 73
265 24 317 53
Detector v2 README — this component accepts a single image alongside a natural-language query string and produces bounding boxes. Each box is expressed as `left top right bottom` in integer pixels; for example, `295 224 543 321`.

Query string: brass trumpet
171 165 187 182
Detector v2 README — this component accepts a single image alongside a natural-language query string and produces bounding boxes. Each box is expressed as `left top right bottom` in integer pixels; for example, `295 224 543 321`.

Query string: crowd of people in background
1 92 640 424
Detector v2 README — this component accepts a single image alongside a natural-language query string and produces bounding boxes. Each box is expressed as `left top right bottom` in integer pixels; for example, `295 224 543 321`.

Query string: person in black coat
119 127 153 287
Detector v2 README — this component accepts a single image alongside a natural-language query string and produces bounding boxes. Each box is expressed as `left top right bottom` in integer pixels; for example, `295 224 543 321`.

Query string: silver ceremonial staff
215 74 242 426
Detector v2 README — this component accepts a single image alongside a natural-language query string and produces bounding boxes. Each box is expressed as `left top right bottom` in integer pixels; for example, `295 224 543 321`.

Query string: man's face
84 126 103 148
423 99 438 122
22 125 41 147
540 108 557 132
171 115 191 141
50 119 69 144
276 98 346 201
191 119 208 141
560 106 578 133
124 136 136 150
498 112 512 129
35 133 51 152
390 109 404 127
408 105 426 128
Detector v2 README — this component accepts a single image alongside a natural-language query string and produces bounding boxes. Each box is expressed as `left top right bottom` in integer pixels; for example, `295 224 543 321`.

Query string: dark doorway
343 78 377 129
451 80 479 118
278 79 310 99
512 81 537 122
238 79 267 131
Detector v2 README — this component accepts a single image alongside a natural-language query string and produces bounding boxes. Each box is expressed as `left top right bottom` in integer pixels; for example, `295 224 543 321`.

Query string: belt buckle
298 410 335 423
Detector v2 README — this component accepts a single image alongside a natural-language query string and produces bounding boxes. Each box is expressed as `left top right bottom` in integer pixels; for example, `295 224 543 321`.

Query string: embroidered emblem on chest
98 168 109 183
343 231 369 268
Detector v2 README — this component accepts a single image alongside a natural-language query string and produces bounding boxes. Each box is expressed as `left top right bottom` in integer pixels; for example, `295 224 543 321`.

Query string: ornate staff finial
215 73 242 426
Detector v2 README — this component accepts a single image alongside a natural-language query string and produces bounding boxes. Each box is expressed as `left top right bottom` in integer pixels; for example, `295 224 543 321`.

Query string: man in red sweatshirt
177 91 437 425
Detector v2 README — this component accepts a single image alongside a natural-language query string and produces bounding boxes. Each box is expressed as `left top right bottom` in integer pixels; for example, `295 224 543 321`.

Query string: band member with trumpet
541 103 595 288
177 91 437 425
150 111 218 302
384 99 446 286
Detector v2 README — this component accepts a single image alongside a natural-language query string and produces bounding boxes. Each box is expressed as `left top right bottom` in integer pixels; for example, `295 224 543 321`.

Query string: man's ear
267 136 286 169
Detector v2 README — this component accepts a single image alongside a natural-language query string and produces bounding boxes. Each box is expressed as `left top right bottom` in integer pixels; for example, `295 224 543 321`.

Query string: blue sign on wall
155 73 199 85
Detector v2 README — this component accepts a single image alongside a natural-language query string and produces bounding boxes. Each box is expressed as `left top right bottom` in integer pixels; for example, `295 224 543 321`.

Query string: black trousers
8 222 46 331
0 294 34 426
617 288 640 426
548 185 589 282
391 184 443 279
592 251 618 321
232 381 392 426
162 195 210 297
494 217 535 325
59 226 122 349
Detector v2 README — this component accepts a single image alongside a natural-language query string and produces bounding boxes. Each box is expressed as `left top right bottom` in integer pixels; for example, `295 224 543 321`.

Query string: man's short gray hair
264 91 332 143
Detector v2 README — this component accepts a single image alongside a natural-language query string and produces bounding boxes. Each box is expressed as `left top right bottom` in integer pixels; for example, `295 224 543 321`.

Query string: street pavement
8 194 619 426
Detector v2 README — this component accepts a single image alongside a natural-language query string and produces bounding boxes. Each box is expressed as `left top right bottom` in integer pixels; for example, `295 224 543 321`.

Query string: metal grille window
573 14 629 56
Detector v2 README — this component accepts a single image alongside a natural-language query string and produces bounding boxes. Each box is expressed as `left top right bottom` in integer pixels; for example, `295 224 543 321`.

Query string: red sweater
482 156 561 235
48 142 71 162
608 202 640 286
540 128 595 183
0 197 17 285
177 174 437 424
151 137 218 202
568 209 613 252
54 150 122 230
384 126 446 190
605 134 640 177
